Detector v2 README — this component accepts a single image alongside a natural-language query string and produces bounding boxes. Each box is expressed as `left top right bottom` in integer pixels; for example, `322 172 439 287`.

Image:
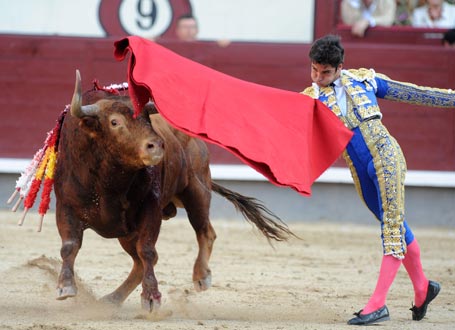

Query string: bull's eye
111 119 118 126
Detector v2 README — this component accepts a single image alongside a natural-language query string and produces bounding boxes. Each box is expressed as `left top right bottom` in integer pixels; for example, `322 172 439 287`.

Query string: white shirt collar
332 78 342 88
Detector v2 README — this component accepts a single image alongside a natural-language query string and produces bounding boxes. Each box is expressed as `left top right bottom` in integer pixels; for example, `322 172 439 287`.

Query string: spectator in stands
172 13 231 47
442 27 455 45
412 0 455 28
302 34 452 326
341 0 397 37
175 13 199 41
395 0 422 25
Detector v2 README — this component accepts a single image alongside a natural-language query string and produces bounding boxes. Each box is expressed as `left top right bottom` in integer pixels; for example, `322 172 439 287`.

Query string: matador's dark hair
309 34 344 68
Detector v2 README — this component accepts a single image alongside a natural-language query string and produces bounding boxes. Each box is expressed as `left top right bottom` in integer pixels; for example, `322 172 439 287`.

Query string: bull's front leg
136 206 162 312
55 206 84 300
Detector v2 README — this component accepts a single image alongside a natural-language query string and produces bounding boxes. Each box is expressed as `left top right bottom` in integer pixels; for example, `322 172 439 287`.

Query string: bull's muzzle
139 137 164 166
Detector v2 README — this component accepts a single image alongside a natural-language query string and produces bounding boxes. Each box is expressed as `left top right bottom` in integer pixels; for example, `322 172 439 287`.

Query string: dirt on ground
0 209 454 330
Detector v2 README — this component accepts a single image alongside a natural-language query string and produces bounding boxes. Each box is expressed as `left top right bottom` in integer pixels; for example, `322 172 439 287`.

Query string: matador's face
311 62 342 88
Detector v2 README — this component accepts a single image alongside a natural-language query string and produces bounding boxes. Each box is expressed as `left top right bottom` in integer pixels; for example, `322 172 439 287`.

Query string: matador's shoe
347 305 390 325
410 280 441 321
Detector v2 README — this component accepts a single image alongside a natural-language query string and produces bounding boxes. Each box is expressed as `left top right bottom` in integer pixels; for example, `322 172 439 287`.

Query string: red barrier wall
0 34 454 171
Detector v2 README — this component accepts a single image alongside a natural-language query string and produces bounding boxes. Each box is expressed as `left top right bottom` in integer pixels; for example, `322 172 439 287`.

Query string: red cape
114 36 353 196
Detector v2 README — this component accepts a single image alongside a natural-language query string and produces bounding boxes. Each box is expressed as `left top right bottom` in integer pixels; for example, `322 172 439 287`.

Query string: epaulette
301 86 317 99
345 68 376 82
374 72 392 81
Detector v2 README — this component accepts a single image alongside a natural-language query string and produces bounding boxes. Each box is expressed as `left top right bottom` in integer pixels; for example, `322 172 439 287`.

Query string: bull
54 70 294 311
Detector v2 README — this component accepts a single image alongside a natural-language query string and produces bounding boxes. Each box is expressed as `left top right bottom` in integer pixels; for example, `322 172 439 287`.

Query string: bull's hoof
56 285 77 300
141 295 161 312
194 274 212 292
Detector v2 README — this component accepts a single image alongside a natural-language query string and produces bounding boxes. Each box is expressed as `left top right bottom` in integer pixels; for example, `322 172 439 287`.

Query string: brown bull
54 70 294 311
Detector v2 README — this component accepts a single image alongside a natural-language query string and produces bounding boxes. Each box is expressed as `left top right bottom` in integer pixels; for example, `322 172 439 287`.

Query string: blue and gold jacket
302 68 455 129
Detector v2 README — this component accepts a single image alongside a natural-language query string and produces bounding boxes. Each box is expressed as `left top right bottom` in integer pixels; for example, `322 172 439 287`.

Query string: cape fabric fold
114 36 353 196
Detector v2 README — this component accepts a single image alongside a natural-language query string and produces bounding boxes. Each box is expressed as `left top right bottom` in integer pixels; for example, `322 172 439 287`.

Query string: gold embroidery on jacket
383 80 455 107
358 120 407 258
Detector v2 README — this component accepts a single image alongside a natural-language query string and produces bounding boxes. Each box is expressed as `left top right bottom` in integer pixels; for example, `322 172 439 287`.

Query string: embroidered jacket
302 68 455 129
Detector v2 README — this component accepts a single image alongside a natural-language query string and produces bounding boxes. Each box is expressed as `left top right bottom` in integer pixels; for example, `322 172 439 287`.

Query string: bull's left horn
70 70 99 118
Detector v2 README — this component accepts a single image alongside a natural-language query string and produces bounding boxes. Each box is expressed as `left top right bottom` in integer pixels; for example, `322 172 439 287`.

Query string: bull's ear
79 116 101 135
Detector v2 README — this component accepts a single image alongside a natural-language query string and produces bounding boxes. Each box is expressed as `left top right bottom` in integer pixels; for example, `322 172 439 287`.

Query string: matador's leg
344 122 407 258
344 124 405 316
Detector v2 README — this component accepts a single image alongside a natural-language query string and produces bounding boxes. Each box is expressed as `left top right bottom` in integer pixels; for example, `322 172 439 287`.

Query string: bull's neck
96 159 142 194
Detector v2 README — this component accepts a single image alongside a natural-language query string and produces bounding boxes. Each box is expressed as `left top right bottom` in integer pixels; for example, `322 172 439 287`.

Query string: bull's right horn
70 69 99 118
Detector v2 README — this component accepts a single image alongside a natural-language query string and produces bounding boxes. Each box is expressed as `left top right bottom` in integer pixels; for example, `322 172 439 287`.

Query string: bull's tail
211 181 297 242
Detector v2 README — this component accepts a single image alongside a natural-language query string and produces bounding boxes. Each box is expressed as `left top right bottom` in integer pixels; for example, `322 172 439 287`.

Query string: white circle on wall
119 0 172 37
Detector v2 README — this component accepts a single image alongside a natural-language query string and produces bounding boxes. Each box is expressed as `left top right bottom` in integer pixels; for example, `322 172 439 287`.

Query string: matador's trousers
343 120 415 259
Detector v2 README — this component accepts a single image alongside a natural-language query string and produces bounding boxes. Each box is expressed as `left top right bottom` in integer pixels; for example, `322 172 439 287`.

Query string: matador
302 34 454 326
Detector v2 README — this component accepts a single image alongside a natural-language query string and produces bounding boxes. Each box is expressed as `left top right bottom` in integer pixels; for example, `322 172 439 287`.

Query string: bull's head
69 70 164 168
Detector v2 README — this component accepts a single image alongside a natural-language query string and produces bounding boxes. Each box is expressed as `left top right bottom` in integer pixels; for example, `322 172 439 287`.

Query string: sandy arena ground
0 209 454 330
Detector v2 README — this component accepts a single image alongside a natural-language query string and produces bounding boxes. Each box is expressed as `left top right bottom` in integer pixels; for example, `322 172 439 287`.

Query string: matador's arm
374 73 455 108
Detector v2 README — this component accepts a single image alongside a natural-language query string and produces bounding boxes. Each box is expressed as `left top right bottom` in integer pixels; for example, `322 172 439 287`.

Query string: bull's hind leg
56 209 84 300
100 235 144 305
181 183 217 292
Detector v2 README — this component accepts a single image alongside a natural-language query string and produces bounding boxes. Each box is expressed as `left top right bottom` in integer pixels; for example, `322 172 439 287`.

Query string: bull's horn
70 69 99 117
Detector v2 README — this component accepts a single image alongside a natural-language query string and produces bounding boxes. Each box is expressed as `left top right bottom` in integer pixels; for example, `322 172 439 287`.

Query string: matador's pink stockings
402 239 429 307
361 240 429 314
362 255 401 314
